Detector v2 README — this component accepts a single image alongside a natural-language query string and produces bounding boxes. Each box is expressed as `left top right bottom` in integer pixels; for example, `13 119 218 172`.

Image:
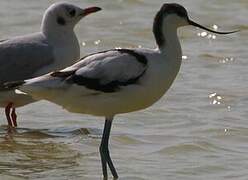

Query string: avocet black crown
159 3 188 18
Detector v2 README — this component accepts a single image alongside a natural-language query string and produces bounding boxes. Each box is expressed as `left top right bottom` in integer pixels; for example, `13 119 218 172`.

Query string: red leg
5 102 13 127
11 107 17 127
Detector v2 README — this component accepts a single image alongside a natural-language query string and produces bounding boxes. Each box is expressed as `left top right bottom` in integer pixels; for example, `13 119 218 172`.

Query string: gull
4 3 238 179
0 2 101 127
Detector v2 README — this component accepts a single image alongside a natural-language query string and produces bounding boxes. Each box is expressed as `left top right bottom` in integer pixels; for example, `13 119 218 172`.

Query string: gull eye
69 9 76 17
57 16 66 25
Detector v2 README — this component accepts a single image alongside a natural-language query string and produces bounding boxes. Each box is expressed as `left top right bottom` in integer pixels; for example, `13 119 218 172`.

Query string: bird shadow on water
0 125 102 179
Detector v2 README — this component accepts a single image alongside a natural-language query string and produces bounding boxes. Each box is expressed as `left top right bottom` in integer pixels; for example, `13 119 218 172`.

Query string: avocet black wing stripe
66 49 148 92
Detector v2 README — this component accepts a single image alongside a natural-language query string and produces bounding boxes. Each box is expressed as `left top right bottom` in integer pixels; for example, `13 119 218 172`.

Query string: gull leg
5 102 14 127
100 117 118 179
11 107 17 127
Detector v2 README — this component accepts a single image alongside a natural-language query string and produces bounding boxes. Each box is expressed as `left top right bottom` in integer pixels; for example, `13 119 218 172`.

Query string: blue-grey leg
100 117 118 179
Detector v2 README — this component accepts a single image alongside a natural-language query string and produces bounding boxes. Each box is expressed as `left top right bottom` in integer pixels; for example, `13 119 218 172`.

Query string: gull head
41 2 101 32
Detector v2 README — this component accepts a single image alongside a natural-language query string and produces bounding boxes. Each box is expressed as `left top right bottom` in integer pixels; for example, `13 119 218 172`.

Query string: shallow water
0 0 247 179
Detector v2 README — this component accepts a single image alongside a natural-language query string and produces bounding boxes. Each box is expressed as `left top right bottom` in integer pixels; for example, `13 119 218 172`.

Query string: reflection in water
209 92 223 105
0 126 92 179
197 31 217 39
219 57 234 64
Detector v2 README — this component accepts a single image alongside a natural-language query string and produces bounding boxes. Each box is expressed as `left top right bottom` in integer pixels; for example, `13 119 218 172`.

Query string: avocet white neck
160 16 182 59
154 14 183 61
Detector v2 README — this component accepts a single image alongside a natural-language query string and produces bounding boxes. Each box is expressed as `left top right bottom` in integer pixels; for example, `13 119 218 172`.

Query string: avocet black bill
188 20 239 34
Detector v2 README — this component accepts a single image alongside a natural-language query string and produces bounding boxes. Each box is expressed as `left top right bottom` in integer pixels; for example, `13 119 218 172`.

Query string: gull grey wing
0 33 54 84
53 49 148 92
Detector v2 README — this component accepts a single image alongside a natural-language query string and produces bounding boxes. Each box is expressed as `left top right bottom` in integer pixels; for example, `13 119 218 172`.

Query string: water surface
0 0 247 179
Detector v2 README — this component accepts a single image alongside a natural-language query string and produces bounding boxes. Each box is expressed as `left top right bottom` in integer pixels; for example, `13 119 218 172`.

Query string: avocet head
41 2 101 32
153 3 238 47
